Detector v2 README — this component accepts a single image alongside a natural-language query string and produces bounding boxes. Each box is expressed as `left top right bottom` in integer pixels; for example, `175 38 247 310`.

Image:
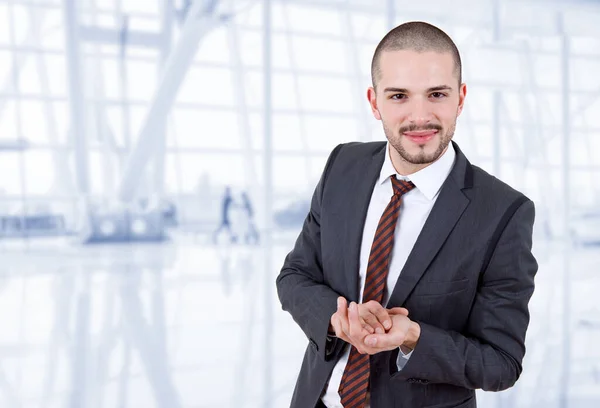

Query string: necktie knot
390 176 415 197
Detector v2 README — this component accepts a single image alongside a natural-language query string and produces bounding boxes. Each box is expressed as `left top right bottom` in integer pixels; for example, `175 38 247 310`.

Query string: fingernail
368 338 377 346
384 320 391 329
376 327 384 334
350 302 356 311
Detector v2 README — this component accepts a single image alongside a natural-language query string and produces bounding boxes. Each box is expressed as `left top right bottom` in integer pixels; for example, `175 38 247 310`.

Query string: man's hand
362 310 421 354
329 297 409 353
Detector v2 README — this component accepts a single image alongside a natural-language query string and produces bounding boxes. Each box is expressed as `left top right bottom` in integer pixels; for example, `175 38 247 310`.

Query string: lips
403 130 438 144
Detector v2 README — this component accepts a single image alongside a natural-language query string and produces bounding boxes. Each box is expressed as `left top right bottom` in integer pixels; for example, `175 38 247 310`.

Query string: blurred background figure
240 190 260 245
213 185 237 244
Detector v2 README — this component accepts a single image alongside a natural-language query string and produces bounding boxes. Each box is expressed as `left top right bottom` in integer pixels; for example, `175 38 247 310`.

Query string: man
276 21 538 408
213 186 236 243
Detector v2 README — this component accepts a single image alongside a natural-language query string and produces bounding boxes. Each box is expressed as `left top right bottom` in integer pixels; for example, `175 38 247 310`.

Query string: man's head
367 21 467 174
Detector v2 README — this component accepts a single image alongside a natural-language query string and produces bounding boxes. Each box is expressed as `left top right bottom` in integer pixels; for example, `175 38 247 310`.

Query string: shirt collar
378 141 456 201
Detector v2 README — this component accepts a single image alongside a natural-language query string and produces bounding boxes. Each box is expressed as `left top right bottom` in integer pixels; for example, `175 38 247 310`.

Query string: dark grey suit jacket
276 141 538 408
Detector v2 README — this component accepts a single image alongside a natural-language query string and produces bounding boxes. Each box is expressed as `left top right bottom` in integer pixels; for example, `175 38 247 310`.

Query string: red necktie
338 176 415 408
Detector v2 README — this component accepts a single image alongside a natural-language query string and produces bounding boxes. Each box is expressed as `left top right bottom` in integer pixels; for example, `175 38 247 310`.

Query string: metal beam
280 5 314 177
227 20 259 187
28 4 76 196
79 26 163 49
117 13 132 175
6 0 28 233
492 0 502 178
87 0 121 201
263 0 274 407
117 0 226 202
151 0 175 202
63 0 90 195
559 10 571 408
0 21 38 120
0 139 28 150
341 7 372 143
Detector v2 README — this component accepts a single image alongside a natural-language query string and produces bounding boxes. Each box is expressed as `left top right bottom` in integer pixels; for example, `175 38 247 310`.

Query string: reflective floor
0 232 598 408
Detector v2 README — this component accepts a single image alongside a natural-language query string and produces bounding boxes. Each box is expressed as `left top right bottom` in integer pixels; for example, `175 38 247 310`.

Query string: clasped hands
329 297 420 355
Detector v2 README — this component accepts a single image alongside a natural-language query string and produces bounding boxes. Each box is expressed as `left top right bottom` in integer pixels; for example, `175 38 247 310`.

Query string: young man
276 21 538 408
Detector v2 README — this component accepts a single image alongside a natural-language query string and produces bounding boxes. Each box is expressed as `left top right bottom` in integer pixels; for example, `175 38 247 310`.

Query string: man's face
368 49 466 169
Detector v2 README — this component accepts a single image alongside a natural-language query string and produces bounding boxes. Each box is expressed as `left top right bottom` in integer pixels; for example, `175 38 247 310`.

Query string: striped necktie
338 176 415 408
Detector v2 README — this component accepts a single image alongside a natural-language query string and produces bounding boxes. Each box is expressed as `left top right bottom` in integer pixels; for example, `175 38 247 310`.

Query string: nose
408 97 433 127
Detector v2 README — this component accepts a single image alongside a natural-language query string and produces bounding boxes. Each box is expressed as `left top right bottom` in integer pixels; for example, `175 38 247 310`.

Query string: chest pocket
405 278 470 326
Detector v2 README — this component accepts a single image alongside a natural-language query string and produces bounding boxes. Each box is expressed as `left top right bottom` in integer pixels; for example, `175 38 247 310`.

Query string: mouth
403 130 438 144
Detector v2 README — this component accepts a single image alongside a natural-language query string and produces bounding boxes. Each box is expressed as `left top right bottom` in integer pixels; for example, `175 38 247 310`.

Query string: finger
388 307 409 316
337 296 347 313
348 302 367 338
363 314 411 351
362 312 386 334
337 297 350 337
364 301 391 332
331 314 342 337
368 301 393 331
363 331 406 351
331 314 350 342
360 317 375 334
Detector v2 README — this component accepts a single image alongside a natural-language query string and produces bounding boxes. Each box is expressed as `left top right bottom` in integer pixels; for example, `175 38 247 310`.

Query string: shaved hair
371 21 462 89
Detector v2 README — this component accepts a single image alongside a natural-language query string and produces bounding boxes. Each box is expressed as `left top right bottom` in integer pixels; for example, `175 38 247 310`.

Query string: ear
456 83 467 117
367 87 382 120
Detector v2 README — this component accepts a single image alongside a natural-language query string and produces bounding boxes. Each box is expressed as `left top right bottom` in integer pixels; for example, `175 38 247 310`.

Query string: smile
403 130 438 144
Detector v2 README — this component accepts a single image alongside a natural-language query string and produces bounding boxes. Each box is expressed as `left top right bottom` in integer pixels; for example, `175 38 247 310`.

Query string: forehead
377 49 456 88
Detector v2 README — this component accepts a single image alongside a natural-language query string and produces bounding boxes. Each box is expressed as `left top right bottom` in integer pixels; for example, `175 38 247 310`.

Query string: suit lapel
343 143 386 301
387 143 472 307
386 180 469 307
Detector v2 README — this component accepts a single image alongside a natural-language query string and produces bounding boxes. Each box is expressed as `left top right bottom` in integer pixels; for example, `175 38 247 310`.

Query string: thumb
337 296 347 309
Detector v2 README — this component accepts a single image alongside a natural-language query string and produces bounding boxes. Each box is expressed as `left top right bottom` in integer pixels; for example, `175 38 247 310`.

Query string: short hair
371 21 462 89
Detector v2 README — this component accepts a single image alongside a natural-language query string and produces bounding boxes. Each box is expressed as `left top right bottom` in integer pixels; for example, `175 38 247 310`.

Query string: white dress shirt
321 142 456 408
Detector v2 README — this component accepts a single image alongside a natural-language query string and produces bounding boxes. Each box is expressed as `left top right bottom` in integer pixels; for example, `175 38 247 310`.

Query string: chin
398 140 446 165
403 139 438 153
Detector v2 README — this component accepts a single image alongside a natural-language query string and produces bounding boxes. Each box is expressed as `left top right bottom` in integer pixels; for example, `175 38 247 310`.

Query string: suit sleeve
390 198 538 391
275 144 344 361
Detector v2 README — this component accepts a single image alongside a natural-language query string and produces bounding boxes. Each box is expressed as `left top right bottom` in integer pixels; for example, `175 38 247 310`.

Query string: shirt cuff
396 346 413 370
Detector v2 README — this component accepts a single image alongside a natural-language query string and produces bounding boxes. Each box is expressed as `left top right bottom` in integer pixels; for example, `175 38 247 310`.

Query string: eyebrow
383 85 453 93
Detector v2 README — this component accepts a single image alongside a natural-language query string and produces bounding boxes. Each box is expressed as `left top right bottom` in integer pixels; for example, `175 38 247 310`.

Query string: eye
430 92 447 99
391 94 407 100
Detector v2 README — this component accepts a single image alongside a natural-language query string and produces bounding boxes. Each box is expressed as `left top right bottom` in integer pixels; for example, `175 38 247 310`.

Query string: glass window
0 152 23 195
0 4 10 45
